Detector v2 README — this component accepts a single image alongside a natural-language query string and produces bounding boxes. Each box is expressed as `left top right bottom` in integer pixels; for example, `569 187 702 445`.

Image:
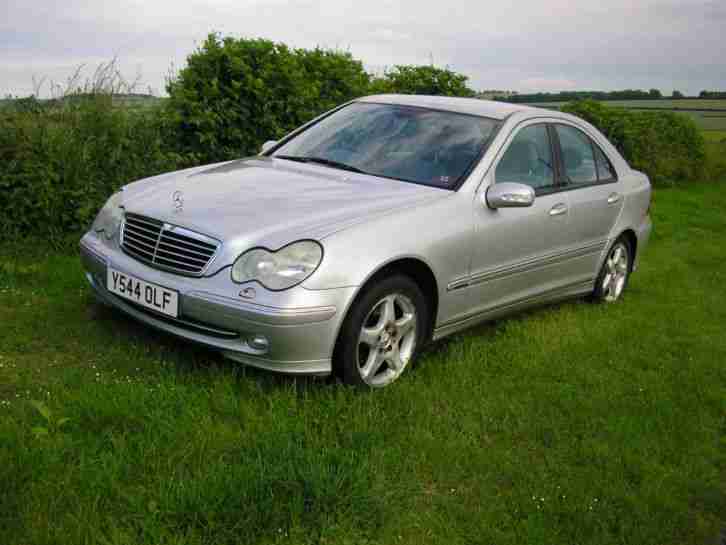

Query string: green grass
1 182 726 544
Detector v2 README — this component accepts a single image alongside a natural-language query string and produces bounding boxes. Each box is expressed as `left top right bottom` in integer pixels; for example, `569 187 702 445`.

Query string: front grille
120 213 220 276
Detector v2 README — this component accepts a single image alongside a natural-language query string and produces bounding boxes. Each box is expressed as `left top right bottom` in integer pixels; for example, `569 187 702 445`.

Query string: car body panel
81 95 652 376
122 156 447 274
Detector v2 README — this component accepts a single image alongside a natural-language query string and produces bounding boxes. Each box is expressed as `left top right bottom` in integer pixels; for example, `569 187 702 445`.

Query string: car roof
358 94 551 121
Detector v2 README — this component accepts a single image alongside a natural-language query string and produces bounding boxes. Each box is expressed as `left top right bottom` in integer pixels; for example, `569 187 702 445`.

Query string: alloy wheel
602 242 629 302
357 293 417 387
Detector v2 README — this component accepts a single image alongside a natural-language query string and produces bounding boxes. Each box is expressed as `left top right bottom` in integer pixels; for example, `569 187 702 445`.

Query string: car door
464 121 585 318
552 123 624 275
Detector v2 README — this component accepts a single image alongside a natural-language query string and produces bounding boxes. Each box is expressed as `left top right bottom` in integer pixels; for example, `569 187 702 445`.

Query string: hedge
561 100 706 186
0 96 190 242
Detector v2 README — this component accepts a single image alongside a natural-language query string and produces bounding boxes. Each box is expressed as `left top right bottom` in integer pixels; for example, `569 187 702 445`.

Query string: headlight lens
92 191 124 240
231 240 323 290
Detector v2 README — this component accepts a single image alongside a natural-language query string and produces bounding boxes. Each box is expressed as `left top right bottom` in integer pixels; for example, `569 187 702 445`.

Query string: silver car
81 95 652 387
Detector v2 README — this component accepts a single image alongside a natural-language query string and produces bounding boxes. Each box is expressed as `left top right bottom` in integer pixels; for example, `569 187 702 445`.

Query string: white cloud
1 0 723 97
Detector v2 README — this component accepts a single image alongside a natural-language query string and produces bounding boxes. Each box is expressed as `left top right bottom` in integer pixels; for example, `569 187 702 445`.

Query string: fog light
248 334 270 353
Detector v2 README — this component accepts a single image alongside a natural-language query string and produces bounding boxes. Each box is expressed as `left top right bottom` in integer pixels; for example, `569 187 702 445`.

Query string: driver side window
495 124 554 191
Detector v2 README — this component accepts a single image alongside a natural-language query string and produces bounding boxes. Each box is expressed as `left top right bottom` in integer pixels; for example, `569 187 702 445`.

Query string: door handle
549 203 568 216
607 192 622 204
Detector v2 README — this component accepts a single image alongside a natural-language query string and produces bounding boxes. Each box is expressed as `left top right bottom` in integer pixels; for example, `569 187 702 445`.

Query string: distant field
530 99 726 131
703 130 726 142
532 99 726 110
0 95 164 111
111 95 165 109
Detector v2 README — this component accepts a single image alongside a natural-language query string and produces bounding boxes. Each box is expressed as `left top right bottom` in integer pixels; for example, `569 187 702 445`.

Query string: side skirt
432 279 594 341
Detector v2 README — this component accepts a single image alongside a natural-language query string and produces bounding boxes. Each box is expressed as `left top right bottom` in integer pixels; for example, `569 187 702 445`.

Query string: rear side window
554 125 597 186
495 124 555 191
593 143 617 181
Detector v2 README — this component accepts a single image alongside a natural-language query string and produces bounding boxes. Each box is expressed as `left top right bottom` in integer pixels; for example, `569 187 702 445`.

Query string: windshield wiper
275 155 367 174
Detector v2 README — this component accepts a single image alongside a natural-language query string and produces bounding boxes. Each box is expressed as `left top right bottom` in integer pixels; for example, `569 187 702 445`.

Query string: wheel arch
619 228 638 271
331 256 440 373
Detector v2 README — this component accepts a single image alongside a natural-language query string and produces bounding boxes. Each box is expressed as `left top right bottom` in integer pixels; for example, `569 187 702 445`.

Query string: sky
1 0 724 98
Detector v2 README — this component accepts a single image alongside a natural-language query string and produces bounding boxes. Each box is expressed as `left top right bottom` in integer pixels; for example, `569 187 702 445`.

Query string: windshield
272 102 499 189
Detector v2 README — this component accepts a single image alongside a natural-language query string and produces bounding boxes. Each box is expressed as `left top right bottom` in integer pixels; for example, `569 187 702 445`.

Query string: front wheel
592 237 632 303
335 275 429 388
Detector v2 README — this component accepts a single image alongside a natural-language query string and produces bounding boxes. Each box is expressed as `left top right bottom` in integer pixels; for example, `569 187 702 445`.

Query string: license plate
106 267 179 317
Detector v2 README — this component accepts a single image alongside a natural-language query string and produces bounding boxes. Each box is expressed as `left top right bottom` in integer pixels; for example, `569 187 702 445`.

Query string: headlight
92 191 124 240
231 240 323 290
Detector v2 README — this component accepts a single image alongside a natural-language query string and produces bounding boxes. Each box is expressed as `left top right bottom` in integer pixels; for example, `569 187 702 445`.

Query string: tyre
335 275 429 388
591 237 632 303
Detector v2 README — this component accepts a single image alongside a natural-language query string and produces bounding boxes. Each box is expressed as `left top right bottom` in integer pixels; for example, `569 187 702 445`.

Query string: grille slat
126 215 164 229
154 255 201 271
157 241 213 261
124 221 162 238
123 232 157 251
158 236 215 255
124 228 158 245
122 244 155 264
121 213 219 276
155 248 208 266
162 231 217 252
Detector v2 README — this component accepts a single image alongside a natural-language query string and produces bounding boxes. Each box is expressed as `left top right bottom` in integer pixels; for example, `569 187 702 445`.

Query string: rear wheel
335 275 429 388
592 237 632 303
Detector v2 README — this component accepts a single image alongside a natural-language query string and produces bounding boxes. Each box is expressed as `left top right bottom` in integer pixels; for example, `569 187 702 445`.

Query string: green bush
704 138 726 182
369 65 476 97
561 100 706 185
0 96 190 243
165 34 370 163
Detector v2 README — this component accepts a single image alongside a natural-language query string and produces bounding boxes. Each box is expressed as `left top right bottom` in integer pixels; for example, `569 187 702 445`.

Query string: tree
672 90 684 99
165 34 370 162
370 65 476 97
648 88 662 99
699 90 726 99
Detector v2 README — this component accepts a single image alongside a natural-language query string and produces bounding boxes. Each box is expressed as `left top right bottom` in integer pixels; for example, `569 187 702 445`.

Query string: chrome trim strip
447 277 470 291
446 239 607 291
435 278 594 340
151 223 164 262
164 225 219 248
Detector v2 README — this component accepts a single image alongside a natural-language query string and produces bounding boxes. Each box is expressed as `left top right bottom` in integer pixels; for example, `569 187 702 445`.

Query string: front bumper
80 232 355 375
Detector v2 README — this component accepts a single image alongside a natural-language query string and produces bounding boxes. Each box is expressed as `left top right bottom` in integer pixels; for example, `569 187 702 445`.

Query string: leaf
56 417 70 428
30 400 51 422
32 426 49 438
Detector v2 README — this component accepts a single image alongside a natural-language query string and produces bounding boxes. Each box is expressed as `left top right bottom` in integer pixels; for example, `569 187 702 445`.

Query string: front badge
173 190 184 213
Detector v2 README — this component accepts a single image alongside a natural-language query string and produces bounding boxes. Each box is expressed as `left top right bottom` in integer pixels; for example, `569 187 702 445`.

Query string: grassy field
1 181 726 544
703 130 726 142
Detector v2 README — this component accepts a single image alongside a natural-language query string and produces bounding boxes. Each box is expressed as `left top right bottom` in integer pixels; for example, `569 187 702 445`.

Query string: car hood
122 157 448 267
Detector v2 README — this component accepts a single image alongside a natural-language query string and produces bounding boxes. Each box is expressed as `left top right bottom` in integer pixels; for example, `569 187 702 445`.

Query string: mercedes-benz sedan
81 95 652 387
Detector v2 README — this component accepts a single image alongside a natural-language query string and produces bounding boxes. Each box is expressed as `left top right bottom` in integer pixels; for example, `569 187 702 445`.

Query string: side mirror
484 182 535 209
260 140 278 154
